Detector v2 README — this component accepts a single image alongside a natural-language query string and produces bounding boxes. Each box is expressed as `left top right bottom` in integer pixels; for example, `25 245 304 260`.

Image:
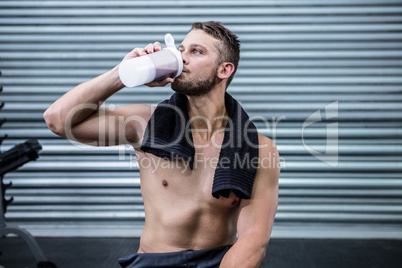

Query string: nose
181 51 189 65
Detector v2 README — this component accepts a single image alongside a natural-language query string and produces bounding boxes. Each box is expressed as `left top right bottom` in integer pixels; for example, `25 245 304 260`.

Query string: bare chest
136 141 239 209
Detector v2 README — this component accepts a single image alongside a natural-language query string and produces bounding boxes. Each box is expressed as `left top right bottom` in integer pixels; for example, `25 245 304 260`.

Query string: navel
162 180 168 187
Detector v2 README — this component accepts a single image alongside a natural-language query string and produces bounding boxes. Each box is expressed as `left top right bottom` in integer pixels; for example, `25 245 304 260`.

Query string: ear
217 62 235 80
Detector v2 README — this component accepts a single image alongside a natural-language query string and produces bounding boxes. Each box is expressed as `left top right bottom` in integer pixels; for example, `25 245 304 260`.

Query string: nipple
162 180 168 187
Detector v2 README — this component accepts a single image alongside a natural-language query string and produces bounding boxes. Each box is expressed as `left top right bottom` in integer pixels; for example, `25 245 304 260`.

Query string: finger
145 43 154 54
122 48 138 61
146 77 174 87
132 48 140 57
133 47 147 57
154 42 162 52
165 77 174 84
158 77 174 85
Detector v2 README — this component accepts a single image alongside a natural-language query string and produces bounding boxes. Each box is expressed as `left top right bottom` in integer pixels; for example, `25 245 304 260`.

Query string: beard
171 69 219 97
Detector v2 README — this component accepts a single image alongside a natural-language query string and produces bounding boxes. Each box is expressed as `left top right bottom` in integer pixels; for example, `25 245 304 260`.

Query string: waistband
118 245 232 268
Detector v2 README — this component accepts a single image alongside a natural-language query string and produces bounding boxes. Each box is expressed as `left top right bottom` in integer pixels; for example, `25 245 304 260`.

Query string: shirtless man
44 21 279 268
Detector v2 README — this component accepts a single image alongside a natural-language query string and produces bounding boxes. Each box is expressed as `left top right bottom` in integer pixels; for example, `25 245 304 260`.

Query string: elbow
43 106 65 137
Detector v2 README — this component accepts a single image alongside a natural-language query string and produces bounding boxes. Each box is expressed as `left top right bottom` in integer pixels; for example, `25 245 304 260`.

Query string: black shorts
118 245 232 268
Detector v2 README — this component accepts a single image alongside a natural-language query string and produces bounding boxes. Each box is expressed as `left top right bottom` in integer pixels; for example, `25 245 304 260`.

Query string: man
44 21 279 268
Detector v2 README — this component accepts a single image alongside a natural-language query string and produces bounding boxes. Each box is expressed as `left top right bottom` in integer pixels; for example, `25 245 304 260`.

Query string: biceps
65 109 113 146
67 107 145 146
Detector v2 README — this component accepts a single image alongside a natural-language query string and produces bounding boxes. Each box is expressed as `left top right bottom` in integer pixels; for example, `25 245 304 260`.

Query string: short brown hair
190 21 240 88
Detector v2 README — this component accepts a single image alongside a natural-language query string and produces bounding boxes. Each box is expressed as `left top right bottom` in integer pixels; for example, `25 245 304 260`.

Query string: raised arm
220 134 280 268
43 42 173 147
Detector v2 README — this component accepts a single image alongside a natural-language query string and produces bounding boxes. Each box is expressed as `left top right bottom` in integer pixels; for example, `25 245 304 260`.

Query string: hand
121 42 174 87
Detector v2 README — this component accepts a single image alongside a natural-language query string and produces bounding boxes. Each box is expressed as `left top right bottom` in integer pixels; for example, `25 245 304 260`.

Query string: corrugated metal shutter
1 0 401 238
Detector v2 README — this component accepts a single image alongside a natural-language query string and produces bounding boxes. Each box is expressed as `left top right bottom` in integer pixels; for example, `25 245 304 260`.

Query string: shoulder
255 133 280 184
257 133 279 162
258 133 276 151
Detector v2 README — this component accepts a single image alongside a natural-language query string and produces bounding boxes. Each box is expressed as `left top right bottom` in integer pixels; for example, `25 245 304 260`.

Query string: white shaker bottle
118 33 183 87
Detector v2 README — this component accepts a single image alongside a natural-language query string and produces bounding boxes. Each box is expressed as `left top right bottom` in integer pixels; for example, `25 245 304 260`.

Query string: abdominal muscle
138 202 238 253
135 150 240 253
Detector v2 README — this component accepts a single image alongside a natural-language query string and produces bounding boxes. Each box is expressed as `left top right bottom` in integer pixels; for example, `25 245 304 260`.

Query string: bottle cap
163 33 183 78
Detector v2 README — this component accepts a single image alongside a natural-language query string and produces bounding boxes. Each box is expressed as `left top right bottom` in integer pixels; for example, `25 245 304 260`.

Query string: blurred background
0 0 401 267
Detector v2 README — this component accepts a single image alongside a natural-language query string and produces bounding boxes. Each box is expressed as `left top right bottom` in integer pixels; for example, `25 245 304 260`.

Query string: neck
186 89 227 140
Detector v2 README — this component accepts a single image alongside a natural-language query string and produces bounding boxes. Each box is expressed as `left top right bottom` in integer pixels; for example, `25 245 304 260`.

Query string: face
171 30 221 96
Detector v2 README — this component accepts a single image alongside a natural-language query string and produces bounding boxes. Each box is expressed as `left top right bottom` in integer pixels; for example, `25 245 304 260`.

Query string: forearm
220 233 268 268
44 65 124 135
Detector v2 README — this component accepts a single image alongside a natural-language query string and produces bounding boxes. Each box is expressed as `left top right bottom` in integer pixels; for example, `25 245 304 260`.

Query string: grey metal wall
1 0 401 238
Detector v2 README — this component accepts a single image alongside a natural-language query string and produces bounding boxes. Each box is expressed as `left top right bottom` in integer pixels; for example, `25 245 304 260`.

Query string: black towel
140 92 259 199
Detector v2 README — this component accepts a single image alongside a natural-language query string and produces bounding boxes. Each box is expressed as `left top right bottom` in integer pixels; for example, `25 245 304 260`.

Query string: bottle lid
163 33 183 78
